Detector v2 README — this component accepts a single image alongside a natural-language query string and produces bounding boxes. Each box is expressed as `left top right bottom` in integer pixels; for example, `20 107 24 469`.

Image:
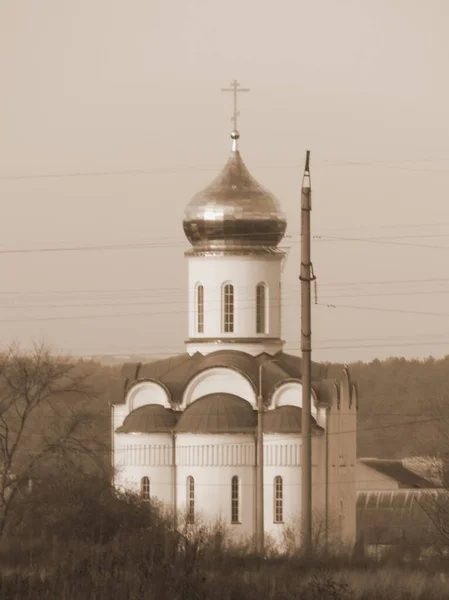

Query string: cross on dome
221 79 250 149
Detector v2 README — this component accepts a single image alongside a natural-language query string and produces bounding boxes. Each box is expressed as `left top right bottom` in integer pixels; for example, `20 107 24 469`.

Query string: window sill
231 522 241 525
273 522 284 525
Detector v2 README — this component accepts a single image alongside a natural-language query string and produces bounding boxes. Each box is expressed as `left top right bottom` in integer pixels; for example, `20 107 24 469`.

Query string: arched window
274 476 283 523
231 476 240 524
141 476 150 500
187 476 195 524
256 283 267 333
196 284 204 333
223 283 234 333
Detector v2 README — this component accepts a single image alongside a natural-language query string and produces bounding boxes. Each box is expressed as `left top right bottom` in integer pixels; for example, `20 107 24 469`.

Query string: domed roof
116 404 178 434
176 393 256 434
263 405 319 434
183 139 286 253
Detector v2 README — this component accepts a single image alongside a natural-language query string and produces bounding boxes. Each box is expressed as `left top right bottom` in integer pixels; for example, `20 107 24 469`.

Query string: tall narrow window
197 284 204 333
141 476 150 500
274 476 283 523
187 476 195 524
256 283 267 333
223 284 234 333
231 476 240 524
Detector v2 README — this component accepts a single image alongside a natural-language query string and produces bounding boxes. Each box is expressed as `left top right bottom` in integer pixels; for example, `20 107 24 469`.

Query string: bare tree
0 343 107 538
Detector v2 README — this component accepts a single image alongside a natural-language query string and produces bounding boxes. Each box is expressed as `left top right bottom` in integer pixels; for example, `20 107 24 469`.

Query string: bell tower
182 82 287 356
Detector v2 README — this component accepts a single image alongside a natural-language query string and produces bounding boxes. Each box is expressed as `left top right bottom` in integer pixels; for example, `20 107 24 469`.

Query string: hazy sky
1 0 449 363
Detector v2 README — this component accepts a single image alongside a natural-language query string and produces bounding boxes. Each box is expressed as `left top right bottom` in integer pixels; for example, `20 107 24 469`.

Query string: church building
110 108 361 549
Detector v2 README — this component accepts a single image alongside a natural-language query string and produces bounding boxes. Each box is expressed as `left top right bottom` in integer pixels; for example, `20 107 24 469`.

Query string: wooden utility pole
255 364 264 555
300 150 313 555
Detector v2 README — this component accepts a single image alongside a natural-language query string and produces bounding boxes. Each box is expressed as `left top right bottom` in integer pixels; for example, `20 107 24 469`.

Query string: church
109 89 437 552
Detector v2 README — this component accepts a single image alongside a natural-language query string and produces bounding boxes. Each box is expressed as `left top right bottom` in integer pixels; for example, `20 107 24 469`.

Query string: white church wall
186 254 283 346
263 434 324 546
182 367 256 407
186 339 284 355
176 433 256 538
112 404 128 433
114 433 174 505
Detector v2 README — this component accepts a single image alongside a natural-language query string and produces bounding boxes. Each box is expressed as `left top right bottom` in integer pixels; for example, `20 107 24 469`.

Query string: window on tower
231 476 240 524
141 476 150 500
187 476 195 524
256 283 267 334
274 476 283 523
223 283 234 333
196 284 204 333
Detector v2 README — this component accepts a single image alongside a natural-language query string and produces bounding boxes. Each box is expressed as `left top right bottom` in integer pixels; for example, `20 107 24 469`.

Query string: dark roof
357 490 443 545
116 405 178 434
113 350 339 407
264 406 321 434
176 393 256 434
359 459 437 489
311 379 339 408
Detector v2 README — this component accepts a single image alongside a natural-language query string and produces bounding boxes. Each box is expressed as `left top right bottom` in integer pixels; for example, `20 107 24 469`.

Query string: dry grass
1 476 449 599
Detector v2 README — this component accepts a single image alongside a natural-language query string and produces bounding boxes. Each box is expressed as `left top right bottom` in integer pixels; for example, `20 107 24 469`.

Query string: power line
1 298 449 324
5 156 449 182
0 275 448 297
319 302 449 319
316 235 449 251
4 285 449 309
2 230 449 256
64 335 449 358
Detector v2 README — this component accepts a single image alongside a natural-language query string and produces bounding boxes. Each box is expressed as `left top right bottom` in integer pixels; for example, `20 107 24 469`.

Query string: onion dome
264 406 319 434
176 393 256 434
116 404 178 434
183 132 286 252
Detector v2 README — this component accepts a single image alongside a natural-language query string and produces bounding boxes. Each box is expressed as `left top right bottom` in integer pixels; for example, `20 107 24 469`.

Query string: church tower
183 82 287 356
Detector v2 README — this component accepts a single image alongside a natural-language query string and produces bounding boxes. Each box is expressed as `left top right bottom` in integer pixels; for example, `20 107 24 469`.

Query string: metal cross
221 79 250 132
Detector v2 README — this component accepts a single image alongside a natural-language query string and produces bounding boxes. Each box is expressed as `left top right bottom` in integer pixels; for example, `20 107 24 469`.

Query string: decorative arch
222 282 234 333
256 282 267 334
125 380 172 412
196 283 204 334
269 381 318 419
182 366 257 408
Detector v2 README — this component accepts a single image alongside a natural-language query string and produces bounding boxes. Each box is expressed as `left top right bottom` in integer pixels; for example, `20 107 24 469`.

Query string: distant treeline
347 355 449 459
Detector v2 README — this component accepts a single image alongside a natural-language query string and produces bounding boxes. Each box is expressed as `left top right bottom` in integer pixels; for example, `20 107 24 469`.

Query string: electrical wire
4 156 449 182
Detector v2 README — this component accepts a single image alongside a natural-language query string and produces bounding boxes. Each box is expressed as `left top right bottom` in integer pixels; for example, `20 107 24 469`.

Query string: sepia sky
1 0 449 363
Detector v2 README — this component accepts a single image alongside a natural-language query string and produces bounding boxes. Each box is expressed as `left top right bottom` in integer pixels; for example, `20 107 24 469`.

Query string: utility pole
300 150 313 555
256 363 264 555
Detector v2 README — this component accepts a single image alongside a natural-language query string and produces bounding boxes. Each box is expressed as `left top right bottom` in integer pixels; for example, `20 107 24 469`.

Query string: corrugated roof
359 459 437 489
357 490 443 545
116 405 178 434
176 393 256 434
